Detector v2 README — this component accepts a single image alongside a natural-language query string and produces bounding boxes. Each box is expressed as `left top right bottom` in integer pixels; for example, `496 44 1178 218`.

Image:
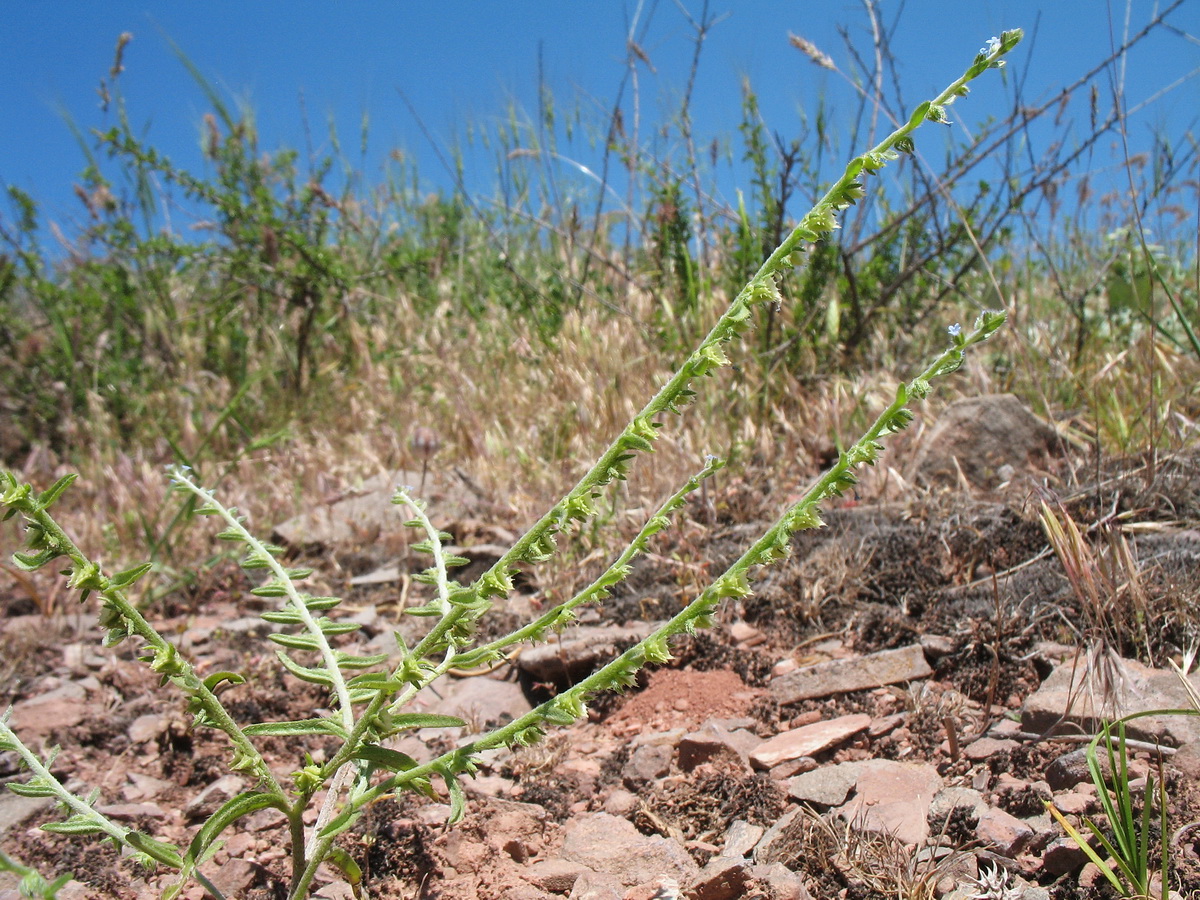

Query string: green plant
1046 714 1185 900
0 31 1020 899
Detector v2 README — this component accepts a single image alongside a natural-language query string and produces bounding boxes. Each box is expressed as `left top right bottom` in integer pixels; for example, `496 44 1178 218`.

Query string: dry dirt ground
3 396 1200 900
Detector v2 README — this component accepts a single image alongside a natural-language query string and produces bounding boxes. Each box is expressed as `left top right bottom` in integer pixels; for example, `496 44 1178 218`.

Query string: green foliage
0 30 1020 899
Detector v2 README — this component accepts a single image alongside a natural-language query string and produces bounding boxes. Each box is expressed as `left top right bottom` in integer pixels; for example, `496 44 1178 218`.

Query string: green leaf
242 719 347 738
326 846 363 888
185 792 286 866
352 744 419 772
267 633 321 651
445 772 466 825
36 474 78 510
124 832 185 869
388 713 467 731
275 650 334 684
108 562 154 589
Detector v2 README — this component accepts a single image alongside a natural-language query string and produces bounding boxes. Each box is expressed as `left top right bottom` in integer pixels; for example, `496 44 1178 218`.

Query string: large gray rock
912 393 1062 490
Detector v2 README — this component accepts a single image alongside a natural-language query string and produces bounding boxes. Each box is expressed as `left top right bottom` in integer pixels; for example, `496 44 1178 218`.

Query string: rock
975 806 1035 857
1023 654 1200 746
746 862 813 900
515 623 656 682
419 672 533 728
787 762 863 807
836 760 944 845
770 645 932 705
963 736 1019 762
1045 749 1095 791
525 858 593 893
314 881 356 900
624 743 673 785
0 791 53 838
750 714 870 770
753 807 804 864
9 682 87 739
686 857 752 900
559 812 699 887
208 859 274 897
911 393 1062 489
1041 835 1091 876
720 820 764 859
928 786 988 829
567 870 628 899
678 721 763 772
127 713 169 744
603 789 638 817
185 775 245 821
272 467 490 548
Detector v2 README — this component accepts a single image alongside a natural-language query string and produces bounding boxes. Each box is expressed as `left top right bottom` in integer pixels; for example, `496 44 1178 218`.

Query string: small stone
1045 749 1094 792
208 859 273 897
560 813 699 887
525 858 592 893
1050 791 1091 816
768 757 817 780
687 856 752 900
720 820 764 859
678 722 762 772
963 736 1019 762
750 714 870 769
128 713 169 744
9 682 87 739
772 659 799 678
1042 836 1090 876
624 743 673 785
185 775 245 822
603 789 638 817
975 806 1035 857
730 622 763 644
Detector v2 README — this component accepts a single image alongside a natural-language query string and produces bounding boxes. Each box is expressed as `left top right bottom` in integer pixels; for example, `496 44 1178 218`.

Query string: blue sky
2 2 1198 246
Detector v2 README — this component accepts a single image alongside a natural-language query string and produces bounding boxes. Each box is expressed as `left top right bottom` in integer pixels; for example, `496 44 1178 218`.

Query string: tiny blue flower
948 323 962 337
982 36 1001 56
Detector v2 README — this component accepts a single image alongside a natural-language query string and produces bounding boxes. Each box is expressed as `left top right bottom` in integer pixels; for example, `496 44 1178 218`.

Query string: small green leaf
388 713 467 731
242 719 347 738
352 744 419 772
185 793 286 866
36 474 78 510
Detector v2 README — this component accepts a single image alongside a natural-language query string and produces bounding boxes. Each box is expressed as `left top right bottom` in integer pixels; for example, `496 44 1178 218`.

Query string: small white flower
948 323 962 337
982 36 1001 56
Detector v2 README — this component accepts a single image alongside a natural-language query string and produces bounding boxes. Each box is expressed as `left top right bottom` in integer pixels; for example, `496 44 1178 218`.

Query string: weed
0 30 1024 900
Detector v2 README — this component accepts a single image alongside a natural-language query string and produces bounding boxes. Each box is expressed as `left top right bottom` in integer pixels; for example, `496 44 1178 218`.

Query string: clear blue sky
2 1 1197 245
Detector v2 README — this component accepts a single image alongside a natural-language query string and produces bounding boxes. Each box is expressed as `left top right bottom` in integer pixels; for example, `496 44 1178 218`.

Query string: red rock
749 714 870 769
975 805 1035 857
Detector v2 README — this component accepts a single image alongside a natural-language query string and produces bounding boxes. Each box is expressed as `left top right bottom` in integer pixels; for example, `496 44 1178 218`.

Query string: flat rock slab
1021 655 1200 747
835 760 944 846
750 714 870 769
769 645 932 705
